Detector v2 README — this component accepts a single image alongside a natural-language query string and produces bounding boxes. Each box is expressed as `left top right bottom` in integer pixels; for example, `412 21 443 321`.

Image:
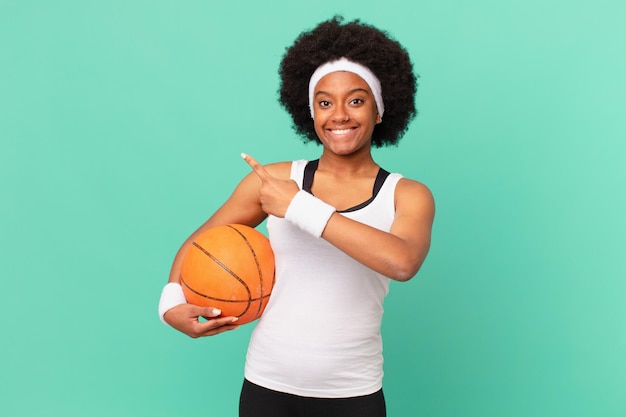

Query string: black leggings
239 379 386 417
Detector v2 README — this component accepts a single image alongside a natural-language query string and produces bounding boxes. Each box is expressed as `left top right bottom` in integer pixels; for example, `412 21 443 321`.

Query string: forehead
314 71 371 93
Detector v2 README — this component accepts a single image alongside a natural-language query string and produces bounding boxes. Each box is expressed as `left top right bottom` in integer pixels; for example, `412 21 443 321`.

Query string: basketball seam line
227 225 267 319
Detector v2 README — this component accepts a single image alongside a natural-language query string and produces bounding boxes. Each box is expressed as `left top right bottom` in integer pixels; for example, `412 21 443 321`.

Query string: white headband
308 57 384 119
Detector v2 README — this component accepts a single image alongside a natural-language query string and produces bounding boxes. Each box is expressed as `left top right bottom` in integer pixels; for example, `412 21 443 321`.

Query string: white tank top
244 160 403 398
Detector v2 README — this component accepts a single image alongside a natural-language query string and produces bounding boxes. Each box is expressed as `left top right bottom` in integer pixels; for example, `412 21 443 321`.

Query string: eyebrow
314 88 371 97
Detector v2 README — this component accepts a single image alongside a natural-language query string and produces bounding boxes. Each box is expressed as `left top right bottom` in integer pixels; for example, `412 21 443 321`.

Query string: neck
317 149 378 177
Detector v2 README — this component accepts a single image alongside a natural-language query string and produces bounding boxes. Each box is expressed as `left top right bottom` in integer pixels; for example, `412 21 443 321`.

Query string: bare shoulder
395 178 435 216
261 161 293 180
396 178 434 201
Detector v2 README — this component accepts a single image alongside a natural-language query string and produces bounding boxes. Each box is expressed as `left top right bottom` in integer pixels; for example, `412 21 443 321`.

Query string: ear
376 113 382 124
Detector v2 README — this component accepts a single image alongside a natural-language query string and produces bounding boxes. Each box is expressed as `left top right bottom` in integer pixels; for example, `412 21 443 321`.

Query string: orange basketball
181 224 275 325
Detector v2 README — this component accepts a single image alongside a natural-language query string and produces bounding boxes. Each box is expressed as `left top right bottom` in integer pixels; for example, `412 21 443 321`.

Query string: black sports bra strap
372 166 391 196
302 159 390 213
303 159 319 193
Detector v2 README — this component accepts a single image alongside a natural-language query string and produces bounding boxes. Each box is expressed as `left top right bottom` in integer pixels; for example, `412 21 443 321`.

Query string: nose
332 105 349 123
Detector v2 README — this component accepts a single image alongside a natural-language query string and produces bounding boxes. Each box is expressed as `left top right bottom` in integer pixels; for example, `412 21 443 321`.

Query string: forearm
322 213 430 282
168 242 189 284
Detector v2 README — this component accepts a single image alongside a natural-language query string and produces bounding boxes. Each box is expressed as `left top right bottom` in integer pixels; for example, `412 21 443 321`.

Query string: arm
243 154 435 282
161 163 291 337
167 171 268 285
322 179 434 281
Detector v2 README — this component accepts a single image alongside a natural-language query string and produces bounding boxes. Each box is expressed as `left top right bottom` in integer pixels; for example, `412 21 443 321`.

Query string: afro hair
278 16 418 148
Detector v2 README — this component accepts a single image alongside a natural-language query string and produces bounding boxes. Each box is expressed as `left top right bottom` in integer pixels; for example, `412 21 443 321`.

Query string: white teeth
331 129 352 134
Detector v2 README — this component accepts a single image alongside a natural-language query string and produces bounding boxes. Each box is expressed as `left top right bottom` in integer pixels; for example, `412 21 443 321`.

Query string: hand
163 304 239 338
241 153 299 218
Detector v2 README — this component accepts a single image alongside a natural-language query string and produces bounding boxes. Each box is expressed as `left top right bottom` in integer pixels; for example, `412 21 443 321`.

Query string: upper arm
168 161 291 283
185 161 292 240
390 178 436 269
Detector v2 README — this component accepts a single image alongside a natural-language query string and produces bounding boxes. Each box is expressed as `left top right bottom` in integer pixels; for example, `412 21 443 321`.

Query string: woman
158 16 435 417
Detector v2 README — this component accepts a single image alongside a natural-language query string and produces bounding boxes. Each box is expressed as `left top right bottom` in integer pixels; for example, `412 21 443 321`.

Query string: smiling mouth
329 128 354 135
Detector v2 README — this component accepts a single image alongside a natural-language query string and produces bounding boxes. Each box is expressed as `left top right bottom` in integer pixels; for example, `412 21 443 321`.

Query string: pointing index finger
241 153 271 180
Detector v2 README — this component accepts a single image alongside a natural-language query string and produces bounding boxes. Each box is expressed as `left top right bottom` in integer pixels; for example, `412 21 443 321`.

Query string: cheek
313 114 327 131
313 118 326 140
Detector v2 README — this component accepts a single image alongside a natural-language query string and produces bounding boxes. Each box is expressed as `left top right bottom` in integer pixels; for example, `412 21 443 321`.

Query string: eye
350 98 364 105
318 100 331 108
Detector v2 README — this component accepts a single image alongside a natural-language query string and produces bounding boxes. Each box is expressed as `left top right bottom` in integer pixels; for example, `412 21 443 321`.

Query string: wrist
158 282 187 326
284 190 336 238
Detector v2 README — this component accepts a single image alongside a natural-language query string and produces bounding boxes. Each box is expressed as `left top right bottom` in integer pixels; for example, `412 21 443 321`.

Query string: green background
1 0 625 416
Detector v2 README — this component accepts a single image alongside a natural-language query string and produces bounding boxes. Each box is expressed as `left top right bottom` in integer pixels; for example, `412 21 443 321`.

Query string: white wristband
158 282 187 326
284 190 336 238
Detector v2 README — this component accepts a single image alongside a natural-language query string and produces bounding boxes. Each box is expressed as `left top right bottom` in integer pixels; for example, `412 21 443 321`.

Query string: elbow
387 250 428 282
387 258 423 282
390 267 418 282
390 272 414 282
388 242 431 282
